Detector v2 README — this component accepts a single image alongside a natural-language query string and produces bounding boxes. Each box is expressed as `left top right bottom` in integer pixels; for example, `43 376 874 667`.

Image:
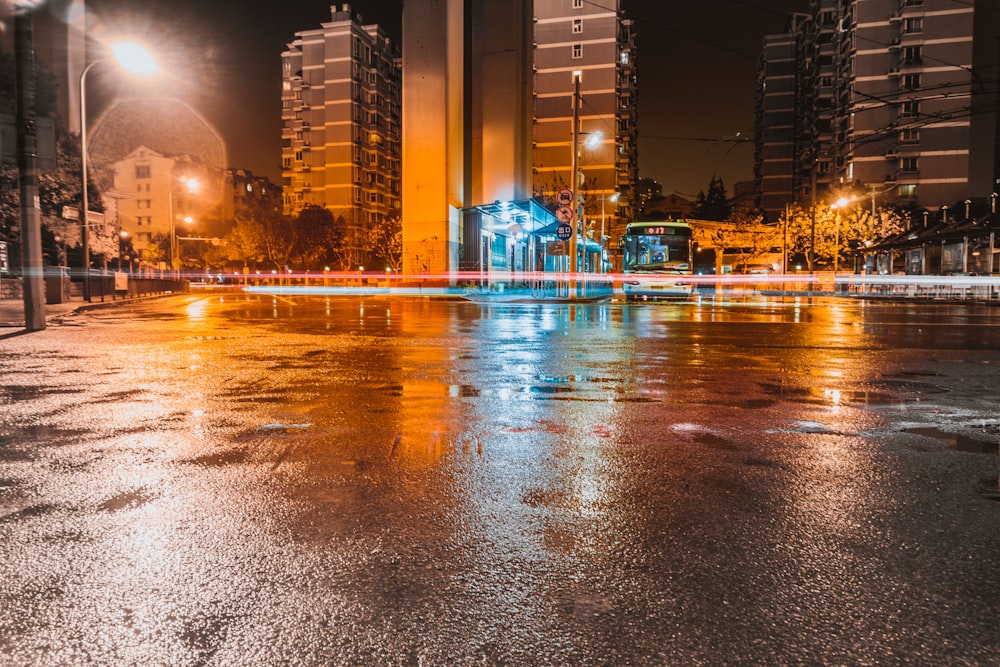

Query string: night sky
79 0 809 200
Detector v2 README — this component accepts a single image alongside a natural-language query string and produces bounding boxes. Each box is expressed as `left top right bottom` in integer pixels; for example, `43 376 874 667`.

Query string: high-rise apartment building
756 0 1000 222
533 0 637 246
281 4 401 267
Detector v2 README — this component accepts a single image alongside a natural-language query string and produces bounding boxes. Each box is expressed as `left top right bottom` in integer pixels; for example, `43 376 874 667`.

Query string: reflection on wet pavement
0 294 999 665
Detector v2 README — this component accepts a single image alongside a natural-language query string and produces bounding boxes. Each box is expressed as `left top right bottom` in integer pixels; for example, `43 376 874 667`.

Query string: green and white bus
621 220 694 300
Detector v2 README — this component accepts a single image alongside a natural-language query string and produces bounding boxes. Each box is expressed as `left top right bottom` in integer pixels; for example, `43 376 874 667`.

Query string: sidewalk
0 294 88 330
0 292 156 333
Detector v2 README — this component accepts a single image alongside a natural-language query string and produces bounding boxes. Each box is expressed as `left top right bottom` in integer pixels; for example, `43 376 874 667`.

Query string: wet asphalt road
1 293 999 666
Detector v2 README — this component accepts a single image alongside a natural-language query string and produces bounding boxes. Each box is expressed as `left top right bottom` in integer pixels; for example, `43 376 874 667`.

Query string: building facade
401 0 534 276
281 4 402 268
109 146 218 268
532 0 638 253
756 0 1000 222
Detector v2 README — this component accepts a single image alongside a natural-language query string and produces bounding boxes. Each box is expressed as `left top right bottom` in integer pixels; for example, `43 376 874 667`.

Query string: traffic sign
556 188 574 206
556 223 573 240
555 206 574 224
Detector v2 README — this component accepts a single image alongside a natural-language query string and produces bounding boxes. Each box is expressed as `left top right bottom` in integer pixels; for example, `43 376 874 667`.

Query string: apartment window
899 184 918 199
902 45 921 65
902 73 920 91
903 17 923 34
902 0 923 6
572 44 583 59
295 150 303 162
572 18 583 34
572 0 583 7
134 165 151 179
137 199 151 209
900 100 919 117
282 157 292 168
900 128 919 143
901 157 918 173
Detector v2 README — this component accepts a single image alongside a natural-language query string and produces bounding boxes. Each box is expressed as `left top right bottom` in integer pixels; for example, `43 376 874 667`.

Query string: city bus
621 220 694 300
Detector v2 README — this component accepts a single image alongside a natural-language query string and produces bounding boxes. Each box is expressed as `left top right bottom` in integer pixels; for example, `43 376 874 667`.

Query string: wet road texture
1 293 999 666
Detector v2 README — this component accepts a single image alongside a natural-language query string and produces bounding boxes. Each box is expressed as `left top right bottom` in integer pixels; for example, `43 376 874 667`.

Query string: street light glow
80 39 160 301
110 41 159 76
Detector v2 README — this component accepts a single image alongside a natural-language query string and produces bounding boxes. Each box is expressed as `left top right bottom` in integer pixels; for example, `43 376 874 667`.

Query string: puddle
977 477 1000 501
99 488 157 512
903 427 998 455
184 449 251 466
839 390 910 407
694 433 741 451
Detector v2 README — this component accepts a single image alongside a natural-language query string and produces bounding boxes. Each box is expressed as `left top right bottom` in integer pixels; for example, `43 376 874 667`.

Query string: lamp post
831 196 850 274
79 42 158 301
118 230 128 272
168 178 198 279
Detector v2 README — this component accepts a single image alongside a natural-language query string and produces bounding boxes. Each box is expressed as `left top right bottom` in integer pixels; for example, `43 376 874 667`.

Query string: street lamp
118 230 128 272
830 196 851 274
80 41 158 301
169 178 199 278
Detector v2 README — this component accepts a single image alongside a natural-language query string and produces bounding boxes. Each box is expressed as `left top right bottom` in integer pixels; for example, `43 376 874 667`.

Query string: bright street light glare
110 41 159 76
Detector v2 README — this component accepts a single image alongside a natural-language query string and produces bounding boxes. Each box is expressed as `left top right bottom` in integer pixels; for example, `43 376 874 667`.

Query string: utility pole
782 202 789 275
570 72 581 290
15 6 46 331
809 165 817 273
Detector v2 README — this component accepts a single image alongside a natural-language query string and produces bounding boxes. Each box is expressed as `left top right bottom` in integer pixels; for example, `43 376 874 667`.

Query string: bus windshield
622 223 693 273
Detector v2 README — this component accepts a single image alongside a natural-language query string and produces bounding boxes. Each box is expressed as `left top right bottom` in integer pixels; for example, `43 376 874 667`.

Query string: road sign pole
570 72 581 297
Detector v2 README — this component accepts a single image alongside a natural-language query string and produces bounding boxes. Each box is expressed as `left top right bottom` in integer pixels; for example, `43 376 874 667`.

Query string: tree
219 210 266 270
295 204 345 268
365 211 402 270
141 233 167 270
693 175 731 221
777 200 908 271
1 43 72 270
244 201 296 271
721 202 782 265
